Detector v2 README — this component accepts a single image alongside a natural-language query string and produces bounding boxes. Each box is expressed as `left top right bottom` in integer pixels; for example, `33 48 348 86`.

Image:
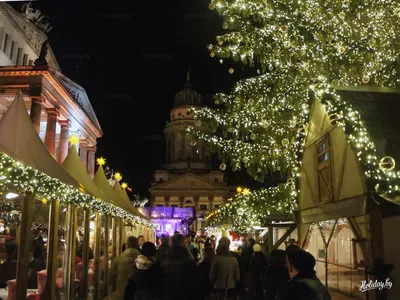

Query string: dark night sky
23 0 252 196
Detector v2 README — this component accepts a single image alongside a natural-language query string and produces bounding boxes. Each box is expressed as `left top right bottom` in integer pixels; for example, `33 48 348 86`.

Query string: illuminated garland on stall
0 152 156 228
312 81 400 194
207 185 297 234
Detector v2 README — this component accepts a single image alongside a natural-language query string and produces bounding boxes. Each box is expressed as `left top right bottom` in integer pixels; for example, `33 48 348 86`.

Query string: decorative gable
149 172 229 192
50 70 102 132
0 3 60 70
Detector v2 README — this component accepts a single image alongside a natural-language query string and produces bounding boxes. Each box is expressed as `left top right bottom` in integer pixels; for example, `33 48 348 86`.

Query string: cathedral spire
186 68 191 83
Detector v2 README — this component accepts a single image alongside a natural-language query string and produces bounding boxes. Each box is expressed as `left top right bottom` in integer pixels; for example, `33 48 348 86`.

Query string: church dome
173 69 203 107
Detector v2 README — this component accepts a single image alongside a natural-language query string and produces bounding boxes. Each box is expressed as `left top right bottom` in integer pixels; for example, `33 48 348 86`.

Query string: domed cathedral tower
164 69 211 172
149 70 229 230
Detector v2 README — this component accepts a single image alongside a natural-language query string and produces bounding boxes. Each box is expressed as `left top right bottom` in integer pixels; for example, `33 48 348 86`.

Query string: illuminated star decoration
121 182 128 189
42 198 48 205
236 186 243 193
68 135 80 145
96 157 106 166
114 172 122 181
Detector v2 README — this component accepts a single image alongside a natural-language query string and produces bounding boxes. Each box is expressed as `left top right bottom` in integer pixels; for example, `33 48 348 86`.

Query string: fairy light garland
0 152 157 229
193 0 400 230
207 185 297 234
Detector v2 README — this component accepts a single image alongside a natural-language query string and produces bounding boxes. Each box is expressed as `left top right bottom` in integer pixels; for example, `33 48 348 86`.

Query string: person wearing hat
249 244 265 300
275 248 331 300
124 242 163 300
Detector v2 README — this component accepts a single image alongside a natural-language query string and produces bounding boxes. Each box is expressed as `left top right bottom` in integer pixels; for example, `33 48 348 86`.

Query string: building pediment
49 70 102 133
0 4 60 71
149 172 229 192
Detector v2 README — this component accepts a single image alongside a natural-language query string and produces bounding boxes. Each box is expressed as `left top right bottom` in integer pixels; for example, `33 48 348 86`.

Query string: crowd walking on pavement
104 231 332 300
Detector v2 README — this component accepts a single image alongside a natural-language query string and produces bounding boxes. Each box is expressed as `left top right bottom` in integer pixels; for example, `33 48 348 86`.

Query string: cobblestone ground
330 290 357 299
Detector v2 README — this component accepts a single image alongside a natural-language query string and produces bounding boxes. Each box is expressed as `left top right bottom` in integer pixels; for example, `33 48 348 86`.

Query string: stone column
79 138 88 170
208 196 214 211
57 120 70 164
181 131 186 160
30 96 43 133
164 196 170 206
44 108 59 156
194 196 199 210
87 146 96 179
165 133 170 163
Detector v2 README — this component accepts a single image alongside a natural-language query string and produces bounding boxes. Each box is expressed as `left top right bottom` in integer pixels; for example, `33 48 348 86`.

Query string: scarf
135 255 154 270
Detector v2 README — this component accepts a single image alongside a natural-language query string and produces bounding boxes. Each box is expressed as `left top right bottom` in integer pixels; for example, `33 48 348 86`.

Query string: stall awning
113 180 147 219
62 144 107 202
0 91 80 188
296 193 400 224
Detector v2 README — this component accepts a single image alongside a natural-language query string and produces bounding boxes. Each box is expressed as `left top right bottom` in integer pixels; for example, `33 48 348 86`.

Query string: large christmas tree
192 0 400 232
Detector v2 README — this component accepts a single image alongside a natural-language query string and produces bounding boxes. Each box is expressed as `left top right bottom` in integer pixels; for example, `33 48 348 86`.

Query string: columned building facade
149 72 229 229
0 3 102 176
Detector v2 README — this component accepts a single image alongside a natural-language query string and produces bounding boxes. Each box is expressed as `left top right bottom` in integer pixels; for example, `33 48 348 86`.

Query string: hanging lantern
362 75 371 84
219 163 227 171
228 68 234 74
250 133 257 140
190 140 197 147
281 138 290 147
379 156 396 171
287 178 296 186
194 120 202 126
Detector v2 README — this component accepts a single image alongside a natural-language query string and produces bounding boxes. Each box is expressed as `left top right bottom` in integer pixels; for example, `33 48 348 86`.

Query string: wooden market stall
0 92 156 300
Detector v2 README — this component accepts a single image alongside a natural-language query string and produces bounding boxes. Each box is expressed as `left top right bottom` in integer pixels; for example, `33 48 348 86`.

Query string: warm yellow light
68 135 80 145
242 188 250 195
121 182 128 189
114 172 122 181
96 157 106 166
236 186 242 193
42 198 48 204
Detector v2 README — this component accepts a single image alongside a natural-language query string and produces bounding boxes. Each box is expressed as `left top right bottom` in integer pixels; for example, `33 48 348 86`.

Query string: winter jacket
261 265 290 300
124 255 163 300
275 271 331 300
161 246 198 300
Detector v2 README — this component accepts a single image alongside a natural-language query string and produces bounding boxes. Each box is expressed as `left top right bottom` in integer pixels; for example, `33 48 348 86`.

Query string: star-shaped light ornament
68 135 80 145
96 157 106 166
114 172 122 181
242 188 251 195
236 186 243 193
121 182 128 189
42 198 48 205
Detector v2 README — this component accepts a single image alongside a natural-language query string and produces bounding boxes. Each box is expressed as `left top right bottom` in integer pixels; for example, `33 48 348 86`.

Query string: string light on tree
193 0 400 228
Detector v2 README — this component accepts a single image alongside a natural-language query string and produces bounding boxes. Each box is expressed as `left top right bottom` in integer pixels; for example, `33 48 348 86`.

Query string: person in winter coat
210 237 240 300
124 242 163 300
105 236 141 300
275 246 331 300
198 246 215 299
249 244 265 300
155 235 170 262
161 234 198 300
261 249 290 300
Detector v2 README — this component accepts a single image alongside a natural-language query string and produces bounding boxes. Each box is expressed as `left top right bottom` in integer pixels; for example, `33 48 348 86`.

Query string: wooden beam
273 227 296 250
81 208 91 300
93 212 102 300
15 191 36 300
41 199 60 300
102 215 110 297
62 204 77 300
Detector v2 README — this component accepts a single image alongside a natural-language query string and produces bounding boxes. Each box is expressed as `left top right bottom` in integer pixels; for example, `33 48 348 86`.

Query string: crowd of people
0 232 332 300
106 231 332 300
